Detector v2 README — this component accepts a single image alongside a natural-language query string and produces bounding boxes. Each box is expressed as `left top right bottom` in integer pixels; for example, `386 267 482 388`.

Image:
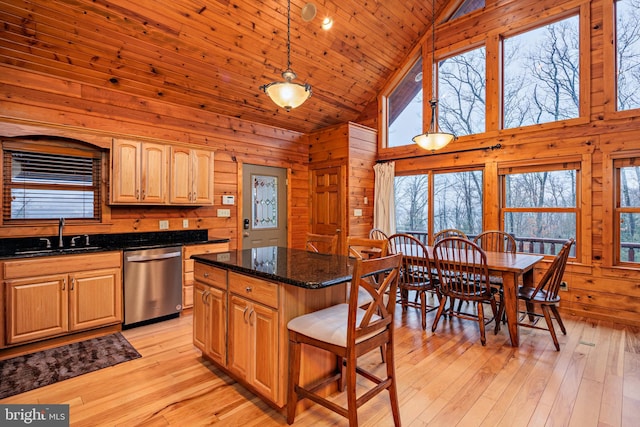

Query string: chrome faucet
58 217 65 248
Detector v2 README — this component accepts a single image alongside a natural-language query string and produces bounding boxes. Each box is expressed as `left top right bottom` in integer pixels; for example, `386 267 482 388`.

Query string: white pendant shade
262 73 312 112
412 132 456 151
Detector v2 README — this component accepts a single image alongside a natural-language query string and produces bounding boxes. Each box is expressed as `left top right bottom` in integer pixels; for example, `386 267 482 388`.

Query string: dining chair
346 236 388 260
369 227 390 242
433 228 469 244
517 238 574 351
306 232 338 254
286 253 403 426
473 230 517 254
388 233 440 329
431 237 501 346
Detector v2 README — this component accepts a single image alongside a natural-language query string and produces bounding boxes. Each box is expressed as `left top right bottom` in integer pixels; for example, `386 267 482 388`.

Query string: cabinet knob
203 272 209 278
245 287 252 293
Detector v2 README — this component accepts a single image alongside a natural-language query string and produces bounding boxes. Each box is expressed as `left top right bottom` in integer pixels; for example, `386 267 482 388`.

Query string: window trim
498 156 583 261
610 150 640 266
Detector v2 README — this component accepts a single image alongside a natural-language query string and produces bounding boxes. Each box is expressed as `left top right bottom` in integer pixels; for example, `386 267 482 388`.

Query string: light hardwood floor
2 304 638 426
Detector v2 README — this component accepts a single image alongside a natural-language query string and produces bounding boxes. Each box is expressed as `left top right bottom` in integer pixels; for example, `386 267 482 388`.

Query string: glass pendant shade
262 69 312 112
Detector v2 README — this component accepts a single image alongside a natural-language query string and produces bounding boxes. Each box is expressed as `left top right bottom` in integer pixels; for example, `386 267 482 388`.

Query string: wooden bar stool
286 253 403 426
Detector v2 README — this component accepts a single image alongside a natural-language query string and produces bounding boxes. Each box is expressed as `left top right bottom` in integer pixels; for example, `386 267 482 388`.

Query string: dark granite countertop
0 230 229 259
191 246 354 289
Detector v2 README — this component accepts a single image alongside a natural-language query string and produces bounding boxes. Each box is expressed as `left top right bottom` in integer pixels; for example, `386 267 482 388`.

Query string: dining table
397 244 544 347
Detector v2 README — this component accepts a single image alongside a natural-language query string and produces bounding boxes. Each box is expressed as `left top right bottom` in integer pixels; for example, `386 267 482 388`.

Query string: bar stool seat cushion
287 303 382 347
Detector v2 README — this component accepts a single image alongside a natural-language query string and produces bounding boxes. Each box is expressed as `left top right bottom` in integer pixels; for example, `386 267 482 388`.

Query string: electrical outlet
183 219 189 228
159 220 169 230
217 209 231 217
354 208 363 217
560 281 568 291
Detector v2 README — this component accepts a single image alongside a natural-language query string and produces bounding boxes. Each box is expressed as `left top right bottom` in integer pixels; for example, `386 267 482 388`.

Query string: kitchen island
191 247 353 409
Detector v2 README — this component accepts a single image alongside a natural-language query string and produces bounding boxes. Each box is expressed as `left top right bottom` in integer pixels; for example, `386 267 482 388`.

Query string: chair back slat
474 230 517 254
433 237 492 300
531 238 575 301
347 254 402 341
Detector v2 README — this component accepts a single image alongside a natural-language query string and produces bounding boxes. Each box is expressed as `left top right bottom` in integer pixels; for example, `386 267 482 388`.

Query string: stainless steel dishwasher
123 246 183 327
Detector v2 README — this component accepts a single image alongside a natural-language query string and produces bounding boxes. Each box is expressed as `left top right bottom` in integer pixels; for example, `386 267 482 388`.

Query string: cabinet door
112 139 141 203
140 142 166 203
193 282 208 352
205 286 227 366
249 302 278 401
6 275 68 344
192 148 214 205
69 268 122 331
169 146 193 204
228 295 278 402
228 295 251 380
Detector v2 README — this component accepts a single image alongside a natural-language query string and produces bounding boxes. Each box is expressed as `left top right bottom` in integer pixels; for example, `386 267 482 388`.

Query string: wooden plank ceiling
0 0 443 134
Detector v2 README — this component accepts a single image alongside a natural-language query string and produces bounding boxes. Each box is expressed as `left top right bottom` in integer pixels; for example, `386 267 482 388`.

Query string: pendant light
260 0 312 111
412 1 456 151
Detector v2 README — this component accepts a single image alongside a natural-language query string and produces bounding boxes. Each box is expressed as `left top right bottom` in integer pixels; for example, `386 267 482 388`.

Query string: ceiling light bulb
321 17 333 30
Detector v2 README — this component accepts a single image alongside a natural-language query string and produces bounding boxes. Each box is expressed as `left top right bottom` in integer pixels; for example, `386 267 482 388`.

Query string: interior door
242 164 287 249
310 166 346 253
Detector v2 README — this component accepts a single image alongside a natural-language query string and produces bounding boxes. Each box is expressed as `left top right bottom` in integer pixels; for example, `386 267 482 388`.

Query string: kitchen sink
14 246 102 256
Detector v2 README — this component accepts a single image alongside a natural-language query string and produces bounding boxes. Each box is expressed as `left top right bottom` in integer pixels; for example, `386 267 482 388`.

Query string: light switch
354 209 363 217
159 220 169 230
217 209 231 217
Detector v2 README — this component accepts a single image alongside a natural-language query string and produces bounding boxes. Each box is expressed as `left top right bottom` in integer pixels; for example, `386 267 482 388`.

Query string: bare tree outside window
394 174 429 232
434 170 483 234
503 16 580 128
438 47 486 136
502 168 578 256
617 0 640 111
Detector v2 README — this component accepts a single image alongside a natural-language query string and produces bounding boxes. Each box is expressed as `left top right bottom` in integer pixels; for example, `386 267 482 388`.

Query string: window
503 15 580 129
2 138 102 222
614 157 640 264
433 169 483 234
387 56 423 147
438 46 486 137
394 169 483 240
616 0 640 111
500 162 579 256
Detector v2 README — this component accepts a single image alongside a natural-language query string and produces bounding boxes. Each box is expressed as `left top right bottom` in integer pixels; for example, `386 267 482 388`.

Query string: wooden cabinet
193 263 227 366
182 242 229 308
170 146 214 205
111 139 166 204
227 272 279 402
228 294 278 401
3 252 122 346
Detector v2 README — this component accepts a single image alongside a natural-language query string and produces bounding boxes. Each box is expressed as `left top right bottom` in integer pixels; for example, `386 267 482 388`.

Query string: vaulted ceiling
0 0 449 134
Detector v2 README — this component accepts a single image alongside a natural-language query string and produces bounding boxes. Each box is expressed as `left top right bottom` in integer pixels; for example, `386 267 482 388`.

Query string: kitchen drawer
228 272 278 309
194 263 227 290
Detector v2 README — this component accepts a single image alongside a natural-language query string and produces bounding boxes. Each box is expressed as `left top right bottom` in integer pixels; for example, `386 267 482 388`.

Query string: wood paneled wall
0 67 310 250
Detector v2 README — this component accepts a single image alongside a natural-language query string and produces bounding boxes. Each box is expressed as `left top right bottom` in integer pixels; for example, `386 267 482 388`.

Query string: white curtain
373 162 396 236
